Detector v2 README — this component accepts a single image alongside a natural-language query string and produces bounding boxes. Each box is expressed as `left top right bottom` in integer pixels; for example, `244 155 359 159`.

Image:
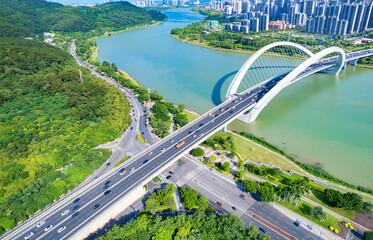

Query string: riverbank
170 34 255 55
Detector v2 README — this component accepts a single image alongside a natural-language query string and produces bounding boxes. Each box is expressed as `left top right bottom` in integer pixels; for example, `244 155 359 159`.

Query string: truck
175 140 185 148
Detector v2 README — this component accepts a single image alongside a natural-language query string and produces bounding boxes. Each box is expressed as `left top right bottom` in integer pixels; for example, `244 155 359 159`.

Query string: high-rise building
305 0 316 17
260 14 269 30
242 1 250 13
294 12 307 26
250 17 259 31
315 15 326 34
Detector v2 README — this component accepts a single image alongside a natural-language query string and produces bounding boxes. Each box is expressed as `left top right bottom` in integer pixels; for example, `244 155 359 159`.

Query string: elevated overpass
3 43 373 240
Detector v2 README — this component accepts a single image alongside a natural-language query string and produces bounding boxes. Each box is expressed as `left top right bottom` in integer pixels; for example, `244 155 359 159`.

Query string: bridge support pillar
222 125 228 132
342 62 347 69
349 59 358 66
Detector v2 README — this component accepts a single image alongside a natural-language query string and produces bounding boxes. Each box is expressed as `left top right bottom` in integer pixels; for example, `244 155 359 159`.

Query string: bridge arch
247 46 346 123
226 42 314 100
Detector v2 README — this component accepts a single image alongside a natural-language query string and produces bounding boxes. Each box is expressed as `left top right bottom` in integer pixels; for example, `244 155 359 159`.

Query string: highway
4 47 373 240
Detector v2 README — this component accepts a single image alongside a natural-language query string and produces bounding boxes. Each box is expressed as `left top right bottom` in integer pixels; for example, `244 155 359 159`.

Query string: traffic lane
209 203 286 240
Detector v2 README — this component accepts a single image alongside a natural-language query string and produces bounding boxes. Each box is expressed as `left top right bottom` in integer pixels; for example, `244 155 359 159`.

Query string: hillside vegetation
0 38 131 233
0 0 166 37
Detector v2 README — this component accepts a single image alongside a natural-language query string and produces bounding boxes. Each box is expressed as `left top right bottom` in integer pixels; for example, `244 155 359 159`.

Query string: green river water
97 8 373 188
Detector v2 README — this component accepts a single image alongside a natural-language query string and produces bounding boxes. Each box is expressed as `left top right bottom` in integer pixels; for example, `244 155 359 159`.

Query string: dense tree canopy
99 212 271 240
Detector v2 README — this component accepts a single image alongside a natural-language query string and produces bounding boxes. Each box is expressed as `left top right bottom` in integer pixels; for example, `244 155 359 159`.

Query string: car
243 97 246 100
148 152 153 156
36 220 45 228
103 185 110 190
119 168 125 173
24 231 34 239
143 160 149 164
93 204 100 209
169 171 174 174
104 190 111 195
106 162 111 166
170 139 174 143
130 127 133 130
129 167 135 173
294 220 300 227
105 180 111 185
57 226 66 233
73 198 80 203
72 205 80 212
259 227 267 234
166 175 171 179
44 224 53 232
61 209 69 216
160 147 165 152
226 107 229 110
120 170 127 175
72 212 79 218
217 202 223 207
232 206 237 211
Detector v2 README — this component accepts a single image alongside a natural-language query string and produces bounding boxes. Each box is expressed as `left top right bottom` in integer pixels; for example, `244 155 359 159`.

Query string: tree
258 182 275 202
236 170 246 178
192 148 204 157
222 161 231 172
210 155 217 161
238 159 244 169
309 206 327 221
179 187 198 209
146 196 160 211
243 179 260 193
196 196 209 209
164 184 176 194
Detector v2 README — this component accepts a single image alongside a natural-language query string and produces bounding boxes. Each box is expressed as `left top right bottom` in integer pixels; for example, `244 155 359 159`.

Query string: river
97 8 373 188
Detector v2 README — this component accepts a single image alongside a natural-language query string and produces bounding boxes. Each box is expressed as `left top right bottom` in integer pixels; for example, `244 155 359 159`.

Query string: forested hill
0 0 166 37
0 38 131 234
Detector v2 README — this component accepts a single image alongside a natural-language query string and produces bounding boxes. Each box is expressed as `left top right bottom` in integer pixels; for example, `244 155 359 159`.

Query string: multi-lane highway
4 47 373 240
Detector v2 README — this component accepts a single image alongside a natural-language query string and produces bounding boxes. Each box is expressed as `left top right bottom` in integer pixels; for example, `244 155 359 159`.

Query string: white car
58 226 66 233
24 231 34 240
36 220 45 228
61 209 69 216
44 224 53 232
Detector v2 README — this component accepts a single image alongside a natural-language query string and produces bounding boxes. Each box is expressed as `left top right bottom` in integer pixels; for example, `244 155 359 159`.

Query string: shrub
192 148 205 157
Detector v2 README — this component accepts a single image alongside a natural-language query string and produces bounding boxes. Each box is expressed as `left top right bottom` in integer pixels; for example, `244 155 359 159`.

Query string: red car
217 202 223 207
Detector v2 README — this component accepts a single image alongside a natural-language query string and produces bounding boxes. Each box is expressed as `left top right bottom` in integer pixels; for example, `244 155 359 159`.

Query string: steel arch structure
225 42 314 100
226 42 346 123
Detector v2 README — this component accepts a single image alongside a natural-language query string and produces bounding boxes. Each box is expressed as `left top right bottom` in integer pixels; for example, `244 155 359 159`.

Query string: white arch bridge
224 41 373 124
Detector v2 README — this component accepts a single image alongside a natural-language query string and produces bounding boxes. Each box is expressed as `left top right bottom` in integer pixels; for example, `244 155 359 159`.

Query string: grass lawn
212 131 299 172
153 176 161 183
183 110 199 122
307 190 358 220
113 155 130 167
277 200 342 232
137 132 147 144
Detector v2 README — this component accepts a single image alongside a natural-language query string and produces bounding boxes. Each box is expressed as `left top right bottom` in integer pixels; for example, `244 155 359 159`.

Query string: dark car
73 198 80 203
130 127 133 130
119 168 125 173
104 190 111 195
143 160 149 164
232 206 237 211
103 185 110 190
166 175 171 179
72 205 80 212
105 180 111 185
169 171 174 175
93 204 100 209
72 212 79 218
106 162 111 166
259 227 267 234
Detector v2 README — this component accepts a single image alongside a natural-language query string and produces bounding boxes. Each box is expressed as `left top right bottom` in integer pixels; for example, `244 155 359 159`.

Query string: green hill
0 0 166 37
